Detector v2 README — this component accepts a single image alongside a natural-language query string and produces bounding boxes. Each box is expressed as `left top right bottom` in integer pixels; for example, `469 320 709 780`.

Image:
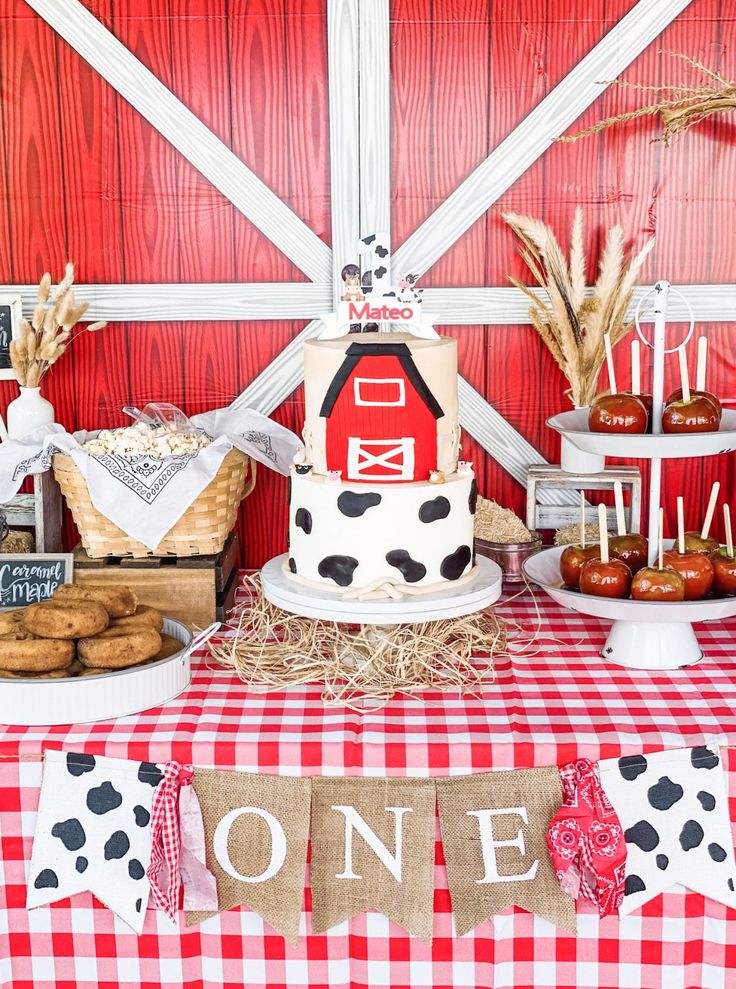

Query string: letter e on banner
467 807 539 884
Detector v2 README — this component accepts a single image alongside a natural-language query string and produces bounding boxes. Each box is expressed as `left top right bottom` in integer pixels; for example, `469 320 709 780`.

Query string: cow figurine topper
340 263 365 302
396 273 423 304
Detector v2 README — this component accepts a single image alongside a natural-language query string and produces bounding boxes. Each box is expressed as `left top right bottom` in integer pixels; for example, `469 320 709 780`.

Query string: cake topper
340 263 365 303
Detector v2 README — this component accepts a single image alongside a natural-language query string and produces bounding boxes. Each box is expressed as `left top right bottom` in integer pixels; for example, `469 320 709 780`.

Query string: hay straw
207 574 506 712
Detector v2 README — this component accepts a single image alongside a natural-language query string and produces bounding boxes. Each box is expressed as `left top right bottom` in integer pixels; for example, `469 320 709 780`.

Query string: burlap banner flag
310 777 436 941
187 770 311 944
436 768 576 934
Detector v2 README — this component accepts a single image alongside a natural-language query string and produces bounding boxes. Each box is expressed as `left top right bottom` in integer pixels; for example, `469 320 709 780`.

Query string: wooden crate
72 533 240 629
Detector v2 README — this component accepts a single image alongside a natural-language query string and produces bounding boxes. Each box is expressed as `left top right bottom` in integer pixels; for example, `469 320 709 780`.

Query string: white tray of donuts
0 583 206 725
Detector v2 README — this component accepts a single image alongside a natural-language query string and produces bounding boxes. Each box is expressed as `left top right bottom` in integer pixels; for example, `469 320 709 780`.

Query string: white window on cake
347 437 415 480
353 377 406 407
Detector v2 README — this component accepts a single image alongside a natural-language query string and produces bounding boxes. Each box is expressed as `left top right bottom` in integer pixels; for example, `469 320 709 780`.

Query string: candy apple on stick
666 337 722 421
630 338 653 427
662 344 720 433
662 496 715 600
579 504 632 598
560 491 600 588
588 334 649 434
712 505 736 596
684 481 720 553
609 480 648 574
631 508 686 601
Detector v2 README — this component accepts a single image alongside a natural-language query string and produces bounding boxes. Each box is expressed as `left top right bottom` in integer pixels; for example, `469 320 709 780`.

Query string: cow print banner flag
599 746 736 916
27 750 163 934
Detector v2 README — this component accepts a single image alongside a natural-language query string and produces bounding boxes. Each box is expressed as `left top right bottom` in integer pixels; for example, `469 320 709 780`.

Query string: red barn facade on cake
319 342 443 482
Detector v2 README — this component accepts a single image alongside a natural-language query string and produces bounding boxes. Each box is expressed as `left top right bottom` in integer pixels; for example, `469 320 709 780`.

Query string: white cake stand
524 545 736 670
261 553 503 625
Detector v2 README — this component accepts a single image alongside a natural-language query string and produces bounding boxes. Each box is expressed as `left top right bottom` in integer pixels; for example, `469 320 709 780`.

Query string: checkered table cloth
1 581 735 989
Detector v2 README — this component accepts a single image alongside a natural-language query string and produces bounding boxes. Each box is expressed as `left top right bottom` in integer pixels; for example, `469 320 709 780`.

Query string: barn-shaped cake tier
302 332 461 483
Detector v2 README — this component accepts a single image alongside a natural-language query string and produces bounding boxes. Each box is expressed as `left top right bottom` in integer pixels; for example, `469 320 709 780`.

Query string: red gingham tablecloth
1 581 736 989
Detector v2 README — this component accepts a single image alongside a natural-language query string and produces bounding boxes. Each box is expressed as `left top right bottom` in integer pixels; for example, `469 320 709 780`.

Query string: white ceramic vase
6 386 55 439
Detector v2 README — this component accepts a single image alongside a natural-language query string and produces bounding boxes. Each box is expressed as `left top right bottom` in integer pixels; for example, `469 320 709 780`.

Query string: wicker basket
52 448 256 558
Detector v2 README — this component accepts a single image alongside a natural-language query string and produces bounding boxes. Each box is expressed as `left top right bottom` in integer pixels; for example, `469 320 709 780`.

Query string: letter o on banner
213 807 287 884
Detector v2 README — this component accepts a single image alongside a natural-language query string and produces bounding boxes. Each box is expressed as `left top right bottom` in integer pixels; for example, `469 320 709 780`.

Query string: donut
0 632 75 671
53 583 138 618
23 601 109 639
0 663 77 679
0 610 25 635
151 633 182 661
111 605 163 632
78 625 162 669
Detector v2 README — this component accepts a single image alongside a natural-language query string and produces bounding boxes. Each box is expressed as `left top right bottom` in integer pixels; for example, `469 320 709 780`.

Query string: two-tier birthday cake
284 301 478 599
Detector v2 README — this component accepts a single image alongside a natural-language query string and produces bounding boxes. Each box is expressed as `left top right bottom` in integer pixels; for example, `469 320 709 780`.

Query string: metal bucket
474 533 543 583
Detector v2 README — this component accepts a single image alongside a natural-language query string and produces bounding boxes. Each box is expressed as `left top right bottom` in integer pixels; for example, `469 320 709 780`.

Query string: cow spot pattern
134 805 150 827
440 545 472 580
385 550 427 584
51 818 86 852
318 555 359 587
624 820 659 852
76 856 88 874
625 875 646 896
34 869 59 889
679 820 704 851
691 746 719 770
656 854 669 871
86 781 123 816
104 831 130 860
468 479 478 514
128 858 145 880
418 497 450 523
648 776 684 811
295 508 312 534
708 842 727 863
618 755 647 781
288 557 297 574
138 762 163 787
337 491 382 518
67 753 96 777
697 791 716 811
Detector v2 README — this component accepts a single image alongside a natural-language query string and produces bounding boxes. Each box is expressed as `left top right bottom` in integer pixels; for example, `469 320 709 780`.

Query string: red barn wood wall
0 0 734 562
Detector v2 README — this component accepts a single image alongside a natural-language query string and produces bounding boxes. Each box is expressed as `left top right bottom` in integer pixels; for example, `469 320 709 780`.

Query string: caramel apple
560 544 600 589
712 549 736 596
684 532 720 554
579 557 632 598
610 534 649 575
588 394 648 434
662 550 714 600
662 395 720 434
665 388 721 420
631 566 686 601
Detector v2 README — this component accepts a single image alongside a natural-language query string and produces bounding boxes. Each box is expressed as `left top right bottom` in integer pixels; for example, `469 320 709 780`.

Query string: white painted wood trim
0 283 333 322
359 0 391 241
328 0 361 302
393 0 695 277
25 0 332 284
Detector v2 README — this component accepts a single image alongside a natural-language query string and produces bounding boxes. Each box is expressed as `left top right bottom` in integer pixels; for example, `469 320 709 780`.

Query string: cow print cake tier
286 330 477 597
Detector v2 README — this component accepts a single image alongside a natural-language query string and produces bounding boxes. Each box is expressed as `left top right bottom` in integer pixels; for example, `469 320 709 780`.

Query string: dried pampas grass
560 52 736 145
10 263 106 387
504 209 654 407
208 574 505 712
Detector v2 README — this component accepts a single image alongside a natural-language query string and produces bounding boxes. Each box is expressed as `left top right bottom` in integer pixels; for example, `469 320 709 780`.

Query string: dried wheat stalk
504 209 654 407
9 263 106 387
560 52 736 145
207 574 506 712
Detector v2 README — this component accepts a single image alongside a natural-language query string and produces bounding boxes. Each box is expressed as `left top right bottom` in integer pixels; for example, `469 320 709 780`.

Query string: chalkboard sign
0 554 73 610
0 294 21 378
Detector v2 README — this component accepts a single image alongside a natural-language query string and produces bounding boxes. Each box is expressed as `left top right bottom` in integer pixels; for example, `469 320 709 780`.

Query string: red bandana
147 762 192 920
546 758 626 917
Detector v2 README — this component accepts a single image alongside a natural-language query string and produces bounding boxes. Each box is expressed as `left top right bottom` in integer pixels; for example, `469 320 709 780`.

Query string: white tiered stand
524 281 736 670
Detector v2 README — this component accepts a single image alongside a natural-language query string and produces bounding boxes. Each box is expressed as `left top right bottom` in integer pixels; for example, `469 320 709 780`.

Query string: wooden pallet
72 532 240 629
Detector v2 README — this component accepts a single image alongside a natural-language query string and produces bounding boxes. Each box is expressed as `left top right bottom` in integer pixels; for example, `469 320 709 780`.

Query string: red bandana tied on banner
147 762 192 920
546 758 626 917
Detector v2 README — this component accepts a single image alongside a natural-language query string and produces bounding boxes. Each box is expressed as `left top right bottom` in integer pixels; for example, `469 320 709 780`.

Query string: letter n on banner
310 778 435 941
187 770 311 944
436 768 576 934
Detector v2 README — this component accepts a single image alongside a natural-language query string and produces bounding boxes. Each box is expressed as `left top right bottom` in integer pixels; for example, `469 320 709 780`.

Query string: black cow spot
648 776 684 811
138 762 163 787
76 856 88 873
729 879 734 892
362 234 376 245
318 555 359 587
104 831 130 860
134 805 150 828
440 545 472 580
287 475 292 504
288 557 297 574
691 746 719 770
295 508 313 534
294 464 312 475
375 245 389 258
625 874 646 896
618 755 648 781
337 491 381 518
385 550 427 584
34 869 58 889
86 781 123 816
51 818 86 851
468 479 478 515
128 859 145 880
67 753 95 777
419 497 450 523
697 791 716 811
656 854 669 871
136 898 142 913
624 820 659 852
679 820 704 851
374 266 387 278
708 843 727 863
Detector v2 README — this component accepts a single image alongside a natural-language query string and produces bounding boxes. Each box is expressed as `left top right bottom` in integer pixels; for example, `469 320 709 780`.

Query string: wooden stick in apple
696 336 707 392
604 333 617 394
702 481 720 540
599 503 609 564
713 504 736 595
631 339 640 394
726 504 734 558
614 481 626 536
685 481 722 552
659 507 664 571
609 481 649 573
678 345 691 403
579 490 585 549
677 496 685 554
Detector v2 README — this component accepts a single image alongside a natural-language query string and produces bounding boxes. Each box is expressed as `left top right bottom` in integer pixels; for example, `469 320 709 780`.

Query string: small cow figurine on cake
396 272 423 304
340 263 365 302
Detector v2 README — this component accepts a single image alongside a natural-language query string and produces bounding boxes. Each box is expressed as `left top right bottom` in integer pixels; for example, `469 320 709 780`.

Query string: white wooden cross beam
14 0 699 498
